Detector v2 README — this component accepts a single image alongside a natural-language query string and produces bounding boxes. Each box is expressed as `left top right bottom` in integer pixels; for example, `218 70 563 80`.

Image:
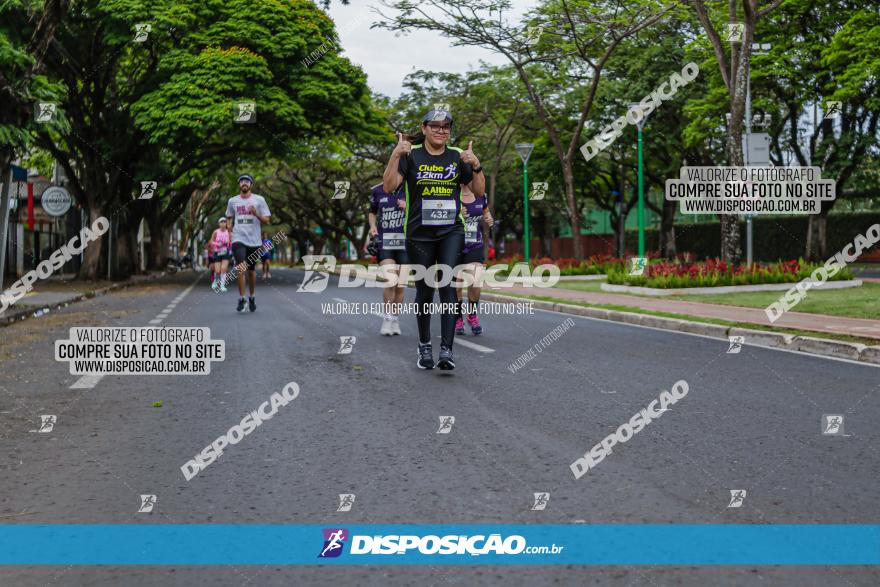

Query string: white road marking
70 375 102 389
335 297 494 352
443 336 494 353
68 275 201 389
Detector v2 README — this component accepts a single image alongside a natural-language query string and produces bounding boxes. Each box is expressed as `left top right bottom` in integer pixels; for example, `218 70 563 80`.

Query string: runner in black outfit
382 108 486 370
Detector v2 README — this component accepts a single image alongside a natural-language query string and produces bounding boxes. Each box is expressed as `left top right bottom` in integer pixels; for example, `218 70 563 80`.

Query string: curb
600 279 863 296
480 292 880 366
1 271 172 328
558 275 606 282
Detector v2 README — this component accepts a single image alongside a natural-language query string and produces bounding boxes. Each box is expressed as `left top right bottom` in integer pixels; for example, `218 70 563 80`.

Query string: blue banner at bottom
1 525 878 565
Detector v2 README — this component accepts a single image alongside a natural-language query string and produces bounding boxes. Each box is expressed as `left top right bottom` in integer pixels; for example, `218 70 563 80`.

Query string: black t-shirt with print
397 144 474 241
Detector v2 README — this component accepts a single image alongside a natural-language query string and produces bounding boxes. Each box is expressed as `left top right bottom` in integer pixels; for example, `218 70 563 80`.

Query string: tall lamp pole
628 104 647 256
515 143 534 262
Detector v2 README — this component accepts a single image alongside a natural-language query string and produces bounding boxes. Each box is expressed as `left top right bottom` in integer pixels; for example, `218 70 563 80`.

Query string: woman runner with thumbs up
383 108 485 371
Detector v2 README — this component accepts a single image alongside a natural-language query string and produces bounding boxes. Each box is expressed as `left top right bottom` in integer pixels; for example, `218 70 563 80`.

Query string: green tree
688 0 787 263
378 0 673 259
29 0 376 279
756 0 879 259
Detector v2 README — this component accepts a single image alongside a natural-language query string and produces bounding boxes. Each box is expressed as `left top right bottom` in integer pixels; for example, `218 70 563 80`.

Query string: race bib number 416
382 232 405 250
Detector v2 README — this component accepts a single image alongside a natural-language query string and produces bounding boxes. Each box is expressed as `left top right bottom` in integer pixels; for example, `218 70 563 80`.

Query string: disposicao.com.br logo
297 255 561 291
317 528 563 559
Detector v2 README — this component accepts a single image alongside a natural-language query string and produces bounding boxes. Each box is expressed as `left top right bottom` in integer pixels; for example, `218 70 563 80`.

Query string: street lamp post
515 143 534 262
628 104 647 257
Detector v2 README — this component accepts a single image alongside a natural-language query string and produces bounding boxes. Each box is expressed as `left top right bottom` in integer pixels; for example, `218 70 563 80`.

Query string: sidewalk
1 272 167 325
504 285 880 341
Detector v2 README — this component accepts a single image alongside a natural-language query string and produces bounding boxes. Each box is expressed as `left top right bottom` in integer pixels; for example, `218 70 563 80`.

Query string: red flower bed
644 259 802 278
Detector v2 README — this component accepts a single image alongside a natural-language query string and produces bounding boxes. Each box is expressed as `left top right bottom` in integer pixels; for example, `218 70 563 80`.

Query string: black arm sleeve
397 154 410 180
458 160 474 185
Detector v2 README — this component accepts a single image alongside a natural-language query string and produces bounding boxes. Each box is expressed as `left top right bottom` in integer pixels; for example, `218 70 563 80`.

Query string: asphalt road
1 268 879 586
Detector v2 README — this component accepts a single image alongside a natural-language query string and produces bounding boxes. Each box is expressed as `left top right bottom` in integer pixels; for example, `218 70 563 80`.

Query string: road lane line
335 296 494 352
70 375 102 389
68 275 202 389
442 336 494 353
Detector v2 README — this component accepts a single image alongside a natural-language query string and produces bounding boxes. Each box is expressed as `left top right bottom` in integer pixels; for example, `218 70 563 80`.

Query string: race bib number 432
422 199 456 226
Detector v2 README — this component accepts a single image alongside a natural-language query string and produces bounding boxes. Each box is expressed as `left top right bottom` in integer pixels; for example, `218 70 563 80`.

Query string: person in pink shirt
209 216 232 292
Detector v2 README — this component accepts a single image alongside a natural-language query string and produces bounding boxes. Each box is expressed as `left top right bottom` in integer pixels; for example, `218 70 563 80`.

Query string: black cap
422 109 453 124
238 174 254 183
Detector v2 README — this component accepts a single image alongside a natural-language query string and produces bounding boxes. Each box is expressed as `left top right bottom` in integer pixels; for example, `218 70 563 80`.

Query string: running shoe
212 281 220 292
417 343 434 370
467 313 482 335
236 297 247 312
437 345 455 370
380 318 393 336
455 317 465 335
390 318 401 335
219 284 227 293
248 297 256 312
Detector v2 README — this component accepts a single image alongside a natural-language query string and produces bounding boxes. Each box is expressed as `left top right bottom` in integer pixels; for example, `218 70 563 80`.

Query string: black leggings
406 232 464 348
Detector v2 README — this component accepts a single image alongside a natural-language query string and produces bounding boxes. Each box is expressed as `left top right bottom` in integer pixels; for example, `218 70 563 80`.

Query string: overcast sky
327 1 535 98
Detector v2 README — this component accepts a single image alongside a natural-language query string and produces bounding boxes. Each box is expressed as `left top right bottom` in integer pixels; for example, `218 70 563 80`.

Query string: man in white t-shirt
225 174 271 312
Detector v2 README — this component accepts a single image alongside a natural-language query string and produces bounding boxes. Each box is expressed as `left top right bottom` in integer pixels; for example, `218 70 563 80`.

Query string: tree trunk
617 207 629 258
805 212 828 261
328 237 342 258
541 211 553 257
659 198 677 258
147 212 168 270
312 236 326 256
722 102 745 263
114 222 138 280
294 236 308 263
78 205 104 280
487 168 498 213
719 14 752 265
561 158 583 259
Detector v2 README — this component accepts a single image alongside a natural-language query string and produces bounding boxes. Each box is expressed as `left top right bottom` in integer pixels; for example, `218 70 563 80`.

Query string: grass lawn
556 280 880 320
665 282 880 319
502 292 880 346
555 281 606 293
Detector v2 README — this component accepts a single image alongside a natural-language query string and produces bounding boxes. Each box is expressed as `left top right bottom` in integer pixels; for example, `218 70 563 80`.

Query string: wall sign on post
41 186 72 217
